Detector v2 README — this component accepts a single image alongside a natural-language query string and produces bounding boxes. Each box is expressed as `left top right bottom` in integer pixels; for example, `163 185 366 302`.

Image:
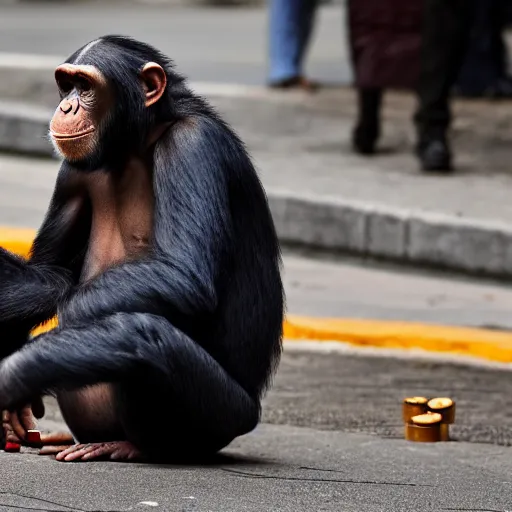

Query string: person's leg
414 0 472 171
489 0 512 98
268 0 320 89
455 0 512 98
352 87 383 155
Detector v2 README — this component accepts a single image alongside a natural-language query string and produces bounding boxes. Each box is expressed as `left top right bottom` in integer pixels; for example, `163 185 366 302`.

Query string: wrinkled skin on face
49 64 109 163
49 62 167 166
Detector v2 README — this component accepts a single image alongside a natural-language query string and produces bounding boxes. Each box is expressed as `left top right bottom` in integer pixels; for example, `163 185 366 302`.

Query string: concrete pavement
3 90 512 279
1 423 511 512
1 348 511 512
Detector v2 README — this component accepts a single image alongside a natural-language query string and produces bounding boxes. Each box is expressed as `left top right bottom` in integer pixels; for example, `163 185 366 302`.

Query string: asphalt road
0 2 349 86
265 348 512 446
37 348 512 447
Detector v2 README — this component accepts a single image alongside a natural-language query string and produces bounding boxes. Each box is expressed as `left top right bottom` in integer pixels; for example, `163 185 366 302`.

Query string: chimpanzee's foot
55 441 143 462
37 432 76 455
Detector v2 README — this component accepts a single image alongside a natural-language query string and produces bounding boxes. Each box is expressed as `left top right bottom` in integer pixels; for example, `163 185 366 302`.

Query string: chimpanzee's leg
115 322 260 462
0 313 260 462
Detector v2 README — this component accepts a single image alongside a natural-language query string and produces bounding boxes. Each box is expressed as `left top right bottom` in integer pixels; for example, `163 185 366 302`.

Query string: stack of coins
403 396 456 442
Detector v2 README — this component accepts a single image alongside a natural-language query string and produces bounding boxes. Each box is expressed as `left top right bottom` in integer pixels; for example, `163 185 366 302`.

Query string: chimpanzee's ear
141 62 167 107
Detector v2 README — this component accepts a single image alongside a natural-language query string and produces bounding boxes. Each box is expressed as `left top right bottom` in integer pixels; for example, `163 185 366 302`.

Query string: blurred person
414 0 472 172
506 1 512 26
454 0 512 99
267 0 320 91
347 0 423 154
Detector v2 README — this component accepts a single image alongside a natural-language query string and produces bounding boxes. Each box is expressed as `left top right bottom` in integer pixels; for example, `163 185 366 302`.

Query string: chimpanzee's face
49 61 167 171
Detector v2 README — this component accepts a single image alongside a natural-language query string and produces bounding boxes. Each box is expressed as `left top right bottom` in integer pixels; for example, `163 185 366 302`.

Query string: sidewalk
2 348 512 512
2 81 512 278
1 422 510 512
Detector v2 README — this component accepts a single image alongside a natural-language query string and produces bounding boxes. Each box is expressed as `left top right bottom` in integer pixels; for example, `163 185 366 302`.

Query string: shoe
416 138 453 172
268 76 319 93
352 123 379 155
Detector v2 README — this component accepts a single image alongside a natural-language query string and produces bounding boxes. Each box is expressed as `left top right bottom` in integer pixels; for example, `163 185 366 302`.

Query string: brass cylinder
440 423 450 441
428 397 456 424
405 412 443 443
402 396 429 423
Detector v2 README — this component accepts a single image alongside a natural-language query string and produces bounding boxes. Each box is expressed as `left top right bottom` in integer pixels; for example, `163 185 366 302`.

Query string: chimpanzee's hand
3 400 75 453
0 355 27 411
2 403 41 445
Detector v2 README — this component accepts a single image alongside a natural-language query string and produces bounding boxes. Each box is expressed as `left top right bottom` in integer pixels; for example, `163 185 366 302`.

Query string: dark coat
347 0 424 90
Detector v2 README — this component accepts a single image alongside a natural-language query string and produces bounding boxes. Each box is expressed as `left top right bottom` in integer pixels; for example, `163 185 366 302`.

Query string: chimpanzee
0 35 284 462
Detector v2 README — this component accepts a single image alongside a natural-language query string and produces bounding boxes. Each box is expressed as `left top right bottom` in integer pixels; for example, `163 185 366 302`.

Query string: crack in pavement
221 467 432 487
0 492 80 512
0 492 132 512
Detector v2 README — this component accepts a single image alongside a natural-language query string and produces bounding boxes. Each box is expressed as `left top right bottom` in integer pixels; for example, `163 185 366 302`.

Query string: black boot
416 136 453 172
352 88 382 155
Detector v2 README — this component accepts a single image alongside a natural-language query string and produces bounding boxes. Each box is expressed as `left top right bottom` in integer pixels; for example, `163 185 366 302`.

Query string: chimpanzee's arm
0 163 90 357
62 117 234 325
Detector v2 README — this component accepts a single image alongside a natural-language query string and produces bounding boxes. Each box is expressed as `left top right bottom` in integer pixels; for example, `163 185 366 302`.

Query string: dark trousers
456 0 508 95
414 0 473 141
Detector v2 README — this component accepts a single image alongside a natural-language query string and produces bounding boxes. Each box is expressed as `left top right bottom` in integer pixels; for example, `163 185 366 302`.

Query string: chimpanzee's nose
59 98 80 115
60 101 73 114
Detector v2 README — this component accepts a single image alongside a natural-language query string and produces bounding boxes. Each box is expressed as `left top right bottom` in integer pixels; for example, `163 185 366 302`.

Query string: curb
0 101 53 156
2 227 512 363
2 103 512 280
268 192 512 279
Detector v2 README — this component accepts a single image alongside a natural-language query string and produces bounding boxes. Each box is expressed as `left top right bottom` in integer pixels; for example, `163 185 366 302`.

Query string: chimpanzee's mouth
51 127 96 140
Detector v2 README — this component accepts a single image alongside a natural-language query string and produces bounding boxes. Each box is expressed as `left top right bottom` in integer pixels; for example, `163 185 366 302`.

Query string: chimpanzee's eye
76 77 92 93
58 80 73 94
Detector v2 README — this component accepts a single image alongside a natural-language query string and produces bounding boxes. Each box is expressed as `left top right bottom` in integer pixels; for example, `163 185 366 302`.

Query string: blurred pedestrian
267 0 320 92
347 0 423 155
414 0 472 171
454 0 512 99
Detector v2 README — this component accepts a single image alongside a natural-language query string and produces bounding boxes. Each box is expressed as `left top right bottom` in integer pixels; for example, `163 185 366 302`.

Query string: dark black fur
0 36 284 460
